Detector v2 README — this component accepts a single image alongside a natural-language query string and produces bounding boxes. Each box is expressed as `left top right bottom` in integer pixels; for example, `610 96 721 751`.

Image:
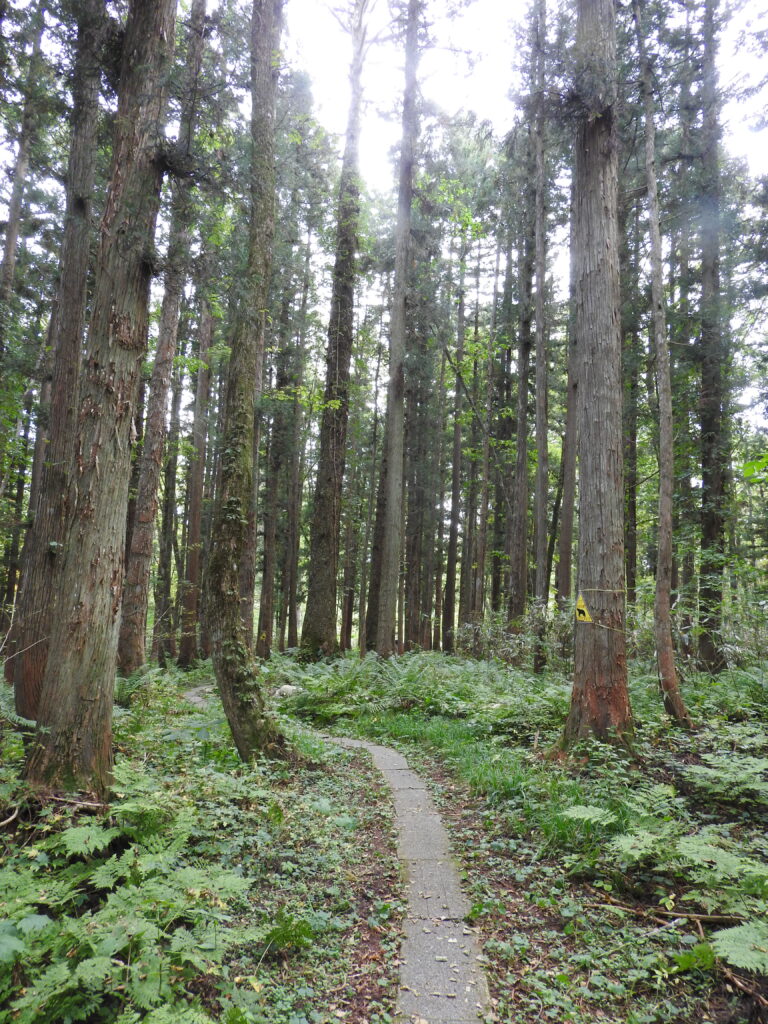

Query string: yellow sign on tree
575 593 593 623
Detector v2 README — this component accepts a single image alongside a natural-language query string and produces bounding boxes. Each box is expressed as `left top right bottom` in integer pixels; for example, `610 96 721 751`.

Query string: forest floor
1 651 768 1024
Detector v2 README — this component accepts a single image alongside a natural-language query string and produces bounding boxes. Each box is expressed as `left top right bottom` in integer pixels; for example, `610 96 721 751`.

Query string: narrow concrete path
182 689 490 1021
331 738 490 1024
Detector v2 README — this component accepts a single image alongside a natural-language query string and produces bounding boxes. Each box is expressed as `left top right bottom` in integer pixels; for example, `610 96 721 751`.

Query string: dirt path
329 737 490 1024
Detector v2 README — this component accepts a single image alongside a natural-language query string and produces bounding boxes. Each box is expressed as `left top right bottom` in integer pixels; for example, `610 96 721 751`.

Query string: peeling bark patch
110 310 134 349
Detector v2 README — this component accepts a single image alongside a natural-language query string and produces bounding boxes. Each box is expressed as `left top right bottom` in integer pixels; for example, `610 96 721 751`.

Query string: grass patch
0 663 403 1024
276 650 768 1024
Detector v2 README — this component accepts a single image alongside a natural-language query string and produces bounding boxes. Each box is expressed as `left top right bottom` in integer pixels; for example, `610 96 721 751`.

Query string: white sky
283 0 768 193
283 0 521 193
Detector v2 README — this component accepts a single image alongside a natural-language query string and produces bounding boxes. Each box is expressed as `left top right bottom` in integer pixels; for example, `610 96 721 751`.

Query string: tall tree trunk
204 0 285 760
301 0 368 657
152 348 184 665
633 0 693 727
555 217 578 610
365 443 387 653
560 0 632 748
459 359 478 630
442 239 466 653
359 339 382 654
117 0 206 675
178 297 213 667
697 0 727 673
621 205 640 608
473 250 500 626
11 0 104 719
24 0 177 794
375 0 419 657
0 1 44 364
508 206 533 624
491 243 515 613
282 235 312 651
532 0 549 672
257 279 296 660
432 348 447 648
2 392 32 609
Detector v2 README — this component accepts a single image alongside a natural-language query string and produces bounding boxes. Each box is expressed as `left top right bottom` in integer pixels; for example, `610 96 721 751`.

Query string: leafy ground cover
276 650 768 1024
0 665 404 1024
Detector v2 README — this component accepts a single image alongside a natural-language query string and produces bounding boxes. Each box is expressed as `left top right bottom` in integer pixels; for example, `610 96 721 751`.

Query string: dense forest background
0 0 767 788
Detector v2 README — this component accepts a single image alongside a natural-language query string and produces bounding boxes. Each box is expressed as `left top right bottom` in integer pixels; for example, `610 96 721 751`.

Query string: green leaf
16 914 53 935
0 927 25 963
560 805 617 826
744 453 768 480
711 922 768 974
674 942 716 972
56 824 122 857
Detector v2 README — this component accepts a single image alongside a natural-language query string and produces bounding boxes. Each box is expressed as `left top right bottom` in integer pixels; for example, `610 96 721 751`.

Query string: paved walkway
182 689 490 1022
331 738 490 1024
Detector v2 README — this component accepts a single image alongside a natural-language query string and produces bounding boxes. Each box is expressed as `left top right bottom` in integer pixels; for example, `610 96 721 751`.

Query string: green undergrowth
0 664 402 1024
275 650 768 1023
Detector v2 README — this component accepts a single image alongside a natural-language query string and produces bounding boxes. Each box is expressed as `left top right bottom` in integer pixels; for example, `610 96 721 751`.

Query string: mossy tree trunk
204 0 285 761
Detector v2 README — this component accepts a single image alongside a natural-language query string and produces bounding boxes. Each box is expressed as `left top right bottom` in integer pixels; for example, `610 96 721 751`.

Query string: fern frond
711 921 768 974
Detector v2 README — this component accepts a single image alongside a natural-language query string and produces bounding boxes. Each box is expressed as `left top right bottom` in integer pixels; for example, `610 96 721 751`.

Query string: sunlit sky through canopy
282 0 768 195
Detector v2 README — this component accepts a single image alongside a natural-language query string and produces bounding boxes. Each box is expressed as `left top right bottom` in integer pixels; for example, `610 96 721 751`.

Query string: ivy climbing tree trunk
560 0 632 747
204 0 285 760
24 0 177 795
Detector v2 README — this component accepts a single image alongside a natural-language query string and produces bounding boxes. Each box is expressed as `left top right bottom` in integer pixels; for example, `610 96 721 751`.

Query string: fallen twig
0 806 19 828
721 965 768 1008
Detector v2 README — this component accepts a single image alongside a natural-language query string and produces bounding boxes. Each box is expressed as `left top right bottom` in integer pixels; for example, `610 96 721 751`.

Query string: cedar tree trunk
24 0 177 794
204 0 285 760
560 0 632 747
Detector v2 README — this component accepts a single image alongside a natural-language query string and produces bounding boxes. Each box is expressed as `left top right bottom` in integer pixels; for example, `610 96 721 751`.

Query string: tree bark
508 199 533 624
257 279 295 659
375 0 419 657
11 0 105 719
532 0 549 672
204 0 285 761
560 0 632 747
178 297 213 667
697 0 727 674
0 1 44 364
301 0 368 657
633 0 693 727
442 239 466 653
117 0 207 675
555 189 578 610
152 345 184 665
24 0 177 794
